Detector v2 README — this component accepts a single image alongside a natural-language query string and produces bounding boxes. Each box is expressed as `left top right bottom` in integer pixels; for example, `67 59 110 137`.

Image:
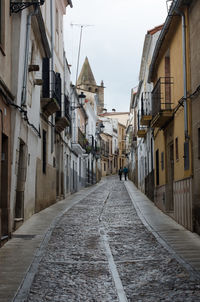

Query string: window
175 137 179 160
198 128 200 159
79 157 81 181
104 163 106 171
42 58 50 98
42 130 47 174
184 141 189 171
161 152 164 170
156 149 159 186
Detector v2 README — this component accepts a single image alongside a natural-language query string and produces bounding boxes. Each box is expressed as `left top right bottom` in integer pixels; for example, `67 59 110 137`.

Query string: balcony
55 117 69 133
114 148 119 155
122 149 126 155
100 140 109 157
55 94 71 132
131 135 137 149
137 111 147 138
64 95 71 124
140 92 152 126
41 67 61 117
78 128 87 150
151 77 174 128
41 98 60 117
137 129 147 138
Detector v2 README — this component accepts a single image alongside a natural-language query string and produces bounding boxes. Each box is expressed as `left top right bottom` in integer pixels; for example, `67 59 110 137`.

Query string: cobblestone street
16 177 200 301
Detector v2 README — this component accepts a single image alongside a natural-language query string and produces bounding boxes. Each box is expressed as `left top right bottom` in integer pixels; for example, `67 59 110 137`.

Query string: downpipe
21 5 39 106
176 9 189 140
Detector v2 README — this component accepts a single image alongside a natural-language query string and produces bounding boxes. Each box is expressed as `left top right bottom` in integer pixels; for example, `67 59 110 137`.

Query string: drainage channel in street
98 189 128 302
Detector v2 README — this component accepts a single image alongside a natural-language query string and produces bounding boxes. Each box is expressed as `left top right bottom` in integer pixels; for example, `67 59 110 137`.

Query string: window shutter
42 58 50 98
184 141 189 170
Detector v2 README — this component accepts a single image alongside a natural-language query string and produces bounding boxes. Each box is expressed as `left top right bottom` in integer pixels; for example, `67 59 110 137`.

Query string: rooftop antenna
71 23 94 86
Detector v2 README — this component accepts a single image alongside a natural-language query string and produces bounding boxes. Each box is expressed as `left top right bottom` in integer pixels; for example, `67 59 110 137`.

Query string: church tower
77 57 105 114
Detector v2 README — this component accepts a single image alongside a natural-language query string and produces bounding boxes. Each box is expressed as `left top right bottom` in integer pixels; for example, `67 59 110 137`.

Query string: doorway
166 142 174 211
15 140 27 221
0 134 9 238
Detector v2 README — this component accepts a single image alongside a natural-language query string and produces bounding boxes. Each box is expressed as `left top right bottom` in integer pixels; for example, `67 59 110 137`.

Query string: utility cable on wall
10 103 41 138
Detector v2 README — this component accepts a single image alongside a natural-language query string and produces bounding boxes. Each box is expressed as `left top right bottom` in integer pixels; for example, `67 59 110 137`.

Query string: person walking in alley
118 167 123 180
123 166 128 181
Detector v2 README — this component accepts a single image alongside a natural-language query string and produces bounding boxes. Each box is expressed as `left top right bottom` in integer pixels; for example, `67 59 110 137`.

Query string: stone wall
35 158 57 213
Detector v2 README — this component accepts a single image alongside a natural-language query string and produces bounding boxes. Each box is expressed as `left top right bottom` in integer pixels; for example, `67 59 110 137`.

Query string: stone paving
21 177 200 301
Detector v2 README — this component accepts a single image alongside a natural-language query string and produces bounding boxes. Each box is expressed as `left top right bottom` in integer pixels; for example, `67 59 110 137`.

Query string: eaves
148 0 189 83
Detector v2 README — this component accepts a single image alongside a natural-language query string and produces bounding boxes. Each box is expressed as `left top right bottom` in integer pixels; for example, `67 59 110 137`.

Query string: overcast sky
63 0 168 112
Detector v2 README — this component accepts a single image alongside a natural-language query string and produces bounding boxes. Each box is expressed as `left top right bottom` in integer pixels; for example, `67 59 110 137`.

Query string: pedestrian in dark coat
123 166 128 181
118 167 123 180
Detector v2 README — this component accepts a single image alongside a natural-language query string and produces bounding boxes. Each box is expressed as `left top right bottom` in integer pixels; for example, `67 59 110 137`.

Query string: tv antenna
71 23 94 85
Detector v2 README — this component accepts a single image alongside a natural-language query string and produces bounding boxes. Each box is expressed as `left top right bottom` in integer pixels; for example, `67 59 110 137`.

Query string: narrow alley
2 176 199 302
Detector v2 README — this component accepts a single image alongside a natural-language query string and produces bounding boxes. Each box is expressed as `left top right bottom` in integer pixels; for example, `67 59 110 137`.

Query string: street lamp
71 92 86 110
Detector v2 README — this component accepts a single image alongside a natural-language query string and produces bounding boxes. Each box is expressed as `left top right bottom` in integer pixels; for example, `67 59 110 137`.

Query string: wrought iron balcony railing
151 77 174 128
141 92 151 116
137 110 147 138
78 128 87 150
140 92 152 126
152 77 173 116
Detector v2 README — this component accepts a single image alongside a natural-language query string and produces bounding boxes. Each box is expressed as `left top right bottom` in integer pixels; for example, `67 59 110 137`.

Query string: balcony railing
41 59 60 117
86 135 98 154
55 94 71 132
52 71 61 105
64 95 70 121
151 77 174 128
137 111 147 138
100 140 109 157
140 92 152 126
78 128 87 150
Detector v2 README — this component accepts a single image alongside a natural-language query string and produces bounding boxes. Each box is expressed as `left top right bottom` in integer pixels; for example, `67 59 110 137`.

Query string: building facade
189 0 200 234
149 0 193 230
0 0 14 244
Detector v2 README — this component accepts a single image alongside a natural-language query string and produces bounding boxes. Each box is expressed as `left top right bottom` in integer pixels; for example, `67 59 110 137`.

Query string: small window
104 163 106 171
175 137 179 160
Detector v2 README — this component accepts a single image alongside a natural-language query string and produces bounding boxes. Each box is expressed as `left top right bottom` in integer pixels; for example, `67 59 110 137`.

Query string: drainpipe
50 0 54 152
50 0 54 97
21 5 39 106
176 9 188 140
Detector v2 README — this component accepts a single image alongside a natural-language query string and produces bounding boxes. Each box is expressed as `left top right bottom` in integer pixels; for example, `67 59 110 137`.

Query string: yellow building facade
149 3 192 230
118 123 126 169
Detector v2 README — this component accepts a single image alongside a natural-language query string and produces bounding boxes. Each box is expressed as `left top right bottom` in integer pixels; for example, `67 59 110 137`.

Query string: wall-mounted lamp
100 123 105 130
10 0 45 14
71 92 86 110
